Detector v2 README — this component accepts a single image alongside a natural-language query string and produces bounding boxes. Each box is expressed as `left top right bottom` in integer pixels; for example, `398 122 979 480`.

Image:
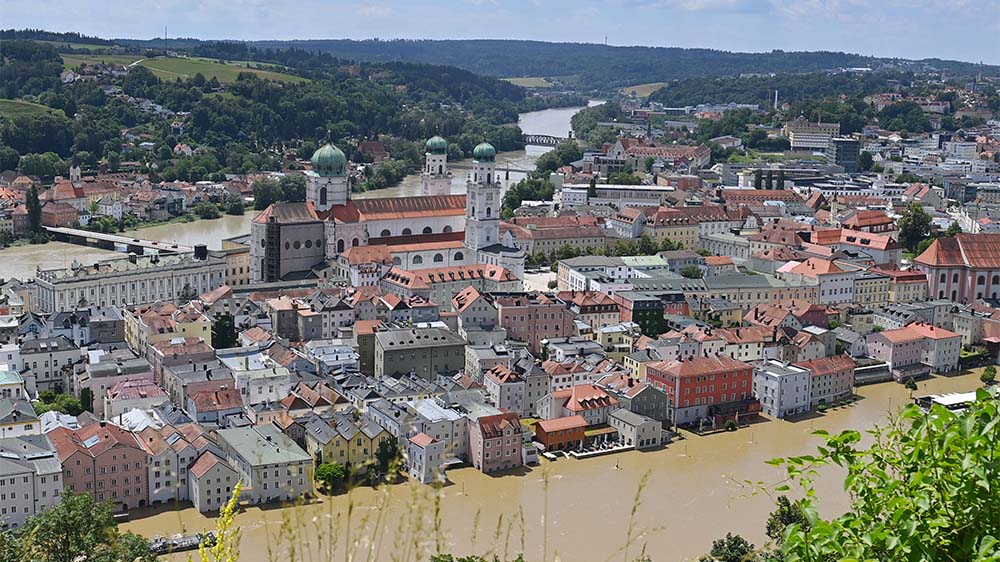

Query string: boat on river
149 531 217 555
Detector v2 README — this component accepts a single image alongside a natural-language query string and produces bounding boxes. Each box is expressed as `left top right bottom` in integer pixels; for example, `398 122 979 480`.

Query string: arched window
438 164 443 175
486 207 492 217
380 229 391 237
433 253 444 263
951 290 957 300
953 273 960 283
486 173 492 184
413 256 423 265
443 225 453 233
352 238 359 247
402 228 412 236
993 275 999 285
978 292 983 299
939 290 945 298
337 239 344 253
940 273 946 283
454 251 464 261
319 187 327 206
978 275 986 285
392 257 401 266
422 227 433 234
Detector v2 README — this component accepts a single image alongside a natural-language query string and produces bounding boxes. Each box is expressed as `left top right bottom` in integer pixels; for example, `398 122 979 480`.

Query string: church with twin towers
249 136 525 283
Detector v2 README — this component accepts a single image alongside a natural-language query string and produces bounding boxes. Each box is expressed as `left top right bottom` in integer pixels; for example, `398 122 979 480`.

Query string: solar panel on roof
82 435 100 448
165 433 182 445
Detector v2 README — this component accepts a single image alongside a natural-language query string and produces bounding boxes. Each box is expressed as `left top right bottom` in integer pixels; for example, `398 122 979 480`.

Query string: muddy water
122 372 983 562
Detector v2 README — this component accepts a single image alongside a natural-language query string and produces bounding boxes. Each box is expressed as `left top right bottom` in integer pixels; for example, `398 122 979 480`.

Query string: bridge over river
43 226 194 255
523 133 572 147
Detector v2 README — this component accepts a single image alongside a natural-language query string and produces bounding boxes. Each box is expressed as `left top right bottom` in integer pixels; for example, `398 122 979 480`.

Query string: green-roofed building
216 425 312 504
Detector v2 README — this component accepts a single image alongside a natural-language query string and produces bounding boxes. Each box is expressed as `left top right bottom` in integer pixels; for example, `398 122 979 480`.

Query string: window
402 228 412 235
433 253 444 263
381 229 391 237
413 256 423 265
422 227 433 234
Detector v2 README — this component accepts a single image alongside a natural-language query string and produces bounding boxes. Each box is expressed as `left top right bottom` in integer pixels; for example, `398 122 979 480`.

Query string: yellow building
304 414 393 467
124 301 212 357
643 214 698 249
853 272 890 308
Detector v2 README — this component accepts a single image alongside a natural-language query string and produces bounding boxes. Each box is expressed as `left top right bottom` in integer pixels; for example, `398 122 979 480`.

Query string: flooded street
122 371 985 562
0 102 600 280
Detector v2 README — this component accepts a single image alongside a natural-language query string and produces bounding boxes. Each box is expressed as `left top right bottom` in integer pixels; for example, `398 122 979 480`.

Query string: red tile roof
793 354 855 377
649 355 751 378
915 234 1000 269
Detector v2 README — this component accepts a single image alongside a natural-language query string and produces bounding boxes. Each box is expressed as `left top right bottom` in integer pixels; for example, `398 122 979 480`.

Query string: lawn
136 57 308 83
0 99 65 120
38 40 113 52
502 76 553 88
621 82 668 97
61 54 144 70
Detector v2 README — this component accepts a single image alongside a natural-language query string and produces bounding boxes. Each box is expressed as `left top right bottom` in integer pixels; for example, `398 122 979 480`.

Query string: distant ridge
5 29 996 89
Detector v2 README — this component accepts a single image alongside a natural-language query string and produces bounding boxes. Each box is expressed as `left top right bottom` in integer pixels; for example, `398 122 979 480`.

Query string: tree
79 388 94 413
946 221 961 237
765 496 809 544
774 391 1000 562
25 185 42 233
33 392 83 416
314 462 346 491
638 234 658 255
193 201 221 219
904 377 917 394
252 177 283 210
607 172 642 185
0 145 19 171
681 265 703 279
644 156 656 173
587 176 598 199
897 201 933 251
702 533 755 562
19 491 155 562
225 195 245 215
375 438 401 474
858 150 874 171
212 314 238 349
981 365 996 386
660 238 683 252
279 173 307 202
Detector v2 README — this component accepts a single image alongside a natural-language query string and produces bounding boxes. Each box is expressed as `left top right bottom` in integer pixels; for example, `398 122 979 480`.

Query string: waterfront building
216 425 311 504
794 354 855 407
49 421 149 513
468 412 523 474
0 435 61 528
608 409 663 450
914 233 1000 302
34 251 227 313
250 139 524 283
646 355 757 426
753 361 812 418
866 322 961 378
188 451 239 513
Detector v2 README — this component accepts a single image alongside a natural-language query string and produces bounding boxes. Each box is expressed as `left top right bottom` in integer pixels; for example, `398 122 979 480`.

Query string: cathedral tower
307 142 349 212
420 135 451 196
464 142 501 252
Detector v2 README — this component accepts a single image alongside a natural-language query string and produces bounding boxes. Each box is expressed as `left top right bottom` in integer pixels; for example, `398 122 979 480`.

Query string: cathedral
249 136 525 283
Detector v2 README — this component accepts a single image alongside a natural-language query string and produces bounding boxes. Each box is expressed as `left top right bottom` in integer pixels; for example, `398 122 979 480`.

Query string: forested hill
239 40 997 88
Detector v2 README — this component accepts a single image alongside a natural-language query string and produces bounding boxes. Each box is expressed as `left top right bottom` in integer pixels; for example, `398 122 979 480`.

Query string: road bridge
43 226 194 254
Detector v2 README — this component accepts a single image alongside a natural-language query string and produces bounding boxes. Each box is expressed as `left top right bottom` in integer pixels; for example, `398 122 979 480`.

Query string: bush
817 404 828 413
724 420 737 432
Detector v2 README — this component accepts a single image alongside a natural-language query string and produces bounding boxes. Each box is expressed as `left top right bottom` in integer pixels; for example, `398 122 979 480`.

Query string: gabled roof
793 354 855 377
915 234 1000 269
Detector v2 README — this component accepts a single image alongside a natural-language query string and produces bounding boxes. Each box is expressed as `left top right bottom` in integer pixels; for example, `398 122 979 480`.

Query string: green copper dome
311 142 346 177
473 142 496 162
425 135 448 154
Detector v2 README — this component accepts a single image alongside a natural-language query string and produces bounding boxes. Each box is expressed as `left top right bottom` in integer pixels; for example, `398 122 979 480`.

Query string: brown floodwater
121 371 986 562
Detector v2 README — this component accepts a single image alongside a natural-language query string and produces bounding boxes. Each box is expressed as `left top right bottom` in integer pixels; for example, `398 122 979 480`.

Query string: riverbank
122 370 986 562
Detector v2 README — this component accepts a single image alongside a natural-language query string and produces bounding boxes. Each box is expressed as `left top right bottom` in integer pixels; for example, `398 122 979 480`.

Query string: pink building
489 292 575 353
50 421 149 512
468 412 523 474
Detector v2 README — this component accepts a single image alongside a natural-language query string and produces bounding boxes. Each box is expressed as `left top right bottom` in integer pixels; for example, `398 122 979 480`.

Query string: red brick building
646 355 758 426
41 202 78 227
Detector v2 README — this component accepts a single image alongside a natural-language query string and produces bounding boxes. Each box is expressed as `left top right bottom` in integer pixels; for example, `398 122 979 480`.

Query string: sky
4 0 1000 65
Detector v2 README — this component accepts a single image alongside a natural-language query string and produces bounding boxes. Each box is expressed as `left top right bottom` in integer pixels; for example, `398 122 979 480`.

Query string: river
0 102 601 281
121 371 985 562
